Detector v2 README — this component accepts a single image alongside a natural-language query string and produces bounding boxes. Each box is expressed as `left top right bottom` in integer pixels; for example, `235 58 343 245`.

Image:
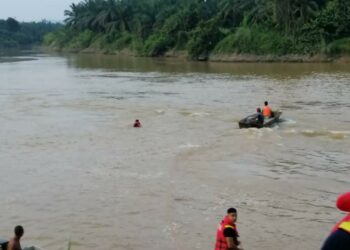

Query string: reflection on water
68 53 350 78
0 52 349 250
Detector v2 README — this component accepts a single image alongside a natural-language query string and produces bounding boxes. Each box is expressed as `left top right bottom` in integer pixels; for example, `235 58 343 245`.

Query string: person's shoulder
223 226 236 237
7 239 15 250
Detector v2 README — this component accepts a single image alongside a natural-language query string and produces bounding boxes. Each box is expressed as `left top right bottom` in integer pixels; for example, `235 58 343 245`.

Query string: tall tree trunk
275 0 292 34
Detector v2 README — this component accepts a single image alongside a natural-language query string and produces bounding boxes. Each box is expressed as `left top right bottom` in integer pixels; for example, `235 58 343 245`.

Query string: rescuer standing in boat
321 192 350 250
214 208 242 250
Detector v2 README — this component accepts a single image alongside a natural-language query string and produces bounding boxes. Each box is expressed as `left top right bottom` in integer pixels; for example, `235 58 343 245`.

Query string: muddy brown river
0 52 349 250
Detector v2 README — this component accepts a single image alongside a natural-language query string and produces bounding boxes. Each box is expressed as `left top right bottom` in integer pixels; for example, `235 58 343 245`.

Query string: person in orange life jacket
263 101 272 117
133 119 141 128
256 108 264 125
214 208 242 250
321 192 350 250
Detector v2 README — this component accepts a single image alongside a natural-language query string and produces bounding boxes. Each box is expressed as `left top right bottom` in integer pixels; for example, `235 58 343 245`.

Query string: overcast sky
0 0 81 22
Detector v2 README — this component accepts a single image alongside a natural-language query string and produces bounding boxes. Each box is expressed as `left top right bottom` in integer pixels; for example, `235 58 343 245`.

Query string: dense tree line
0 18 61 49
44 0 350 59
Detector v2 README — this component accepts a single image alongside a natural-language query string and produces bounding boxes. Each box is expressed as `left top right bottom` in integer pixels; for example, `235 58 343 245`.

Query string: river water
0 52 349 250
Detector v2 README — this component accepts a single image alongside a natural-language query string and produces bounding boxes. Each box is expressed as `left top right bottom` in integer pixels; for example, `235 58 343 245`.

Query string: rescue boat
238 110 282 129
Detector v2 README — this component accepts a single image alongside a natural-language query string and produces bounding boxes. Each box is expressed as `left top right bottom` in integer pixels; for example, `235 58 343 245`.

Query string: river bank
42 46 350 63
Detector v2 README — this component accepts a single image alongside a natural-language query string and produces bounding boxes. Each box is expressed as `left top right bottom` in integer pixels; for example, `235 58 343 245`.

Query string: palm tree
294 0 319 26
65 0 100 31
218 0 266 27
274 0 293 33
245 0 273 26
274 0 319 34
115 1 133 32
92 0 119 32
64 3 81 27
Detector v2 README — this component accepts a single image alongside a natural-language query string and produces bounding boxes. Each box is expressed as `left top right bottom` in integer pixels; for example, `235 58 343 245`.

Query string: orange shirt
263 106 272 117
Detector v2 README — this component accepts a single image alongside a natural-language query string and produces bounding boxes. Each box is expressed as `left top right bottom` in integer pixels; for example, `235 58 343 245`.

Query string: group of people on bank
215 192 350 250
2 193 349 250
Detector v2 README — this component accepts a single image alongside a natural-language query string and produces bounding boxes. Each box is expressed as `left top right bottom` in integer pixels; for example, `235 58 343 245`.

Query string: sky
0 0 81 22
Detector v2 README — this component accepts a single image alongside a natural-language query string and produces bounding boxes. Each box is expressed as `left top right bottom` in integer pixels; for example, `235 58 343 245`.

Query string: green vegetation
44 0 350 60
0 18 61 50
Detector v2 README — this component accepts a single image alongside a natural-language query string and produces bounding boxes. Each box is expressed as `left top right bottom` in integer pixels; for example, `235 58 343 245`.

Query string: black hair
227 208 237 214
14 225 24 237
265 101 268 106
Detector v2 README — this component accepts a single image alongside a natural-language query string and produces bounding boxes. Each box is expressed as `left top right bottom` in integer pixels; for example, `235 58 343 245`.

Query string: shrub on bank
66 30 95 50
326 38 350 55
213 26 294 56
187 19 224 59
143 33 173 56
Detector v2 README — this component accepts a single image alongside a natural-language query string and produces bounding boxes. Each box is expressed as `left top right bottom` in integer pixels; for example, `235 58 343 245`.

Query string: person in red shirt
214 208 242 250
133 119 142 128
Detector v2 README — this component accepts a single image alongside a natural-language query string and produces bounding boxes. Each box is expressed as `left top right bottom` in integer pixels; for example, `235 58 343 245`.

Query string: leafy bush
326 38 350 55
143 33 173 56
187 18 224 59
175 31 189 50
43 32 57 46
113 32 134 50
213 26 294 55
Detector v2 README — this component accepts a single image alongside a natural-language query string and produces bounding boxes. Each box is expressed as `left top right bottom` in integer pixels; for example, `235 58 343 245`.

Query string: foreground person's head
227 207 237 223
265 101 269 106
336 192 350 212
14 225 24 239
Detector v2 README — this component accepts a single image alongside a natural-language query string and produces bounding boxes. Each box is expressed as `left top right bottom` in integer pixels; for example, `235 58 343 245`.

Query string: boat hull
239 111 282 129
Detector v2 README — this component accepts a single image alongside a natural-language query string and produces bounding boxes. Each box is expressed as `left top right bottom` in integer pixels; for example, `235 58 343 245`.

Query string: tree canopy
44 0 350 59
0 18 61 50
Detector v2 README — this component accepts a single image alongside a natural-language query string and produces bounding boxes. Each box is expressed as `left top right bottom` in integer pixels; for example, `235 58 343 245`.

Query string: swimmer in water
134 119 141 128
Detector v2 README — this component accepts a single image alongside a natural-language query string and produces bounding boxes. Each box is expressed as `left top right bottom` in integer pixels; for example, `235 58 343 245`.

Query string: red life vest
263 106 272 117
214 216 239 250
332 192 350 234
332 214 350 234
